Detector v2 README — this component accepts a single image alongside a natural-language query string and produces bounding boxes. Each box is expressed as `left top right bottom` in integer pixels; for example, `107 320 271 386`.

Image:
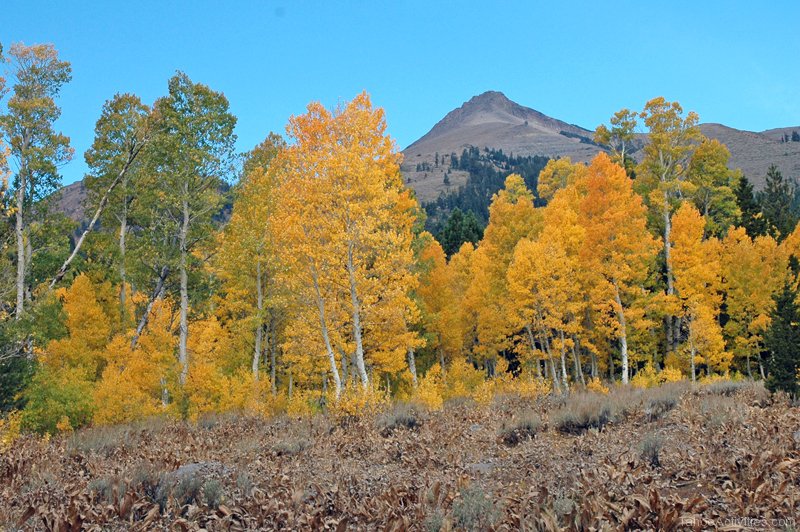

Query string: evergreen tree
758 165 798 240
438 208 483 256
735 176 767 237
764 283 800 395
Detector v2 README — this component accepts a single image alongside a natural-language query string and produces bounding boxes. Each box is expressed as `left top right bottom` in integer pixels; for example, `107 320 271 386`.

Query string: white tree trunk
559 330 569 391
407 346 418 387
178 187 190 385
311 265 341 398
347 242 369 389
50 154 136 289
14 171 25 320
252 261 263 380
119 193 128 324
613 280 629 384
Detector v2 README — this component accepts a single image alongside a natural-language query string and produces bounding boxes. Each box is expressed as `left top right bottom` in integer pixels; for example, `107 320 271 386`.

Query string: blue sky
3 1 799 185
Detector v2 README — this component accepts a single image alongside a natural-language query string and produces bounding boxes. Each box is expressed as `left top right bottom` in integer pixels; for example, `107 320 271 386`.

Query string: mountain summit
401 91 604 201
401 92 800 203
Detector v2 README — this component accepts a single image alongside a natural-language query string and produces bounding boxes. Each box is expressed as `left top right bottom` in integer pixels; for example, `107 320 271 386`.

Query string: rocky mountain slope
401 91 604 202
402 91 800 203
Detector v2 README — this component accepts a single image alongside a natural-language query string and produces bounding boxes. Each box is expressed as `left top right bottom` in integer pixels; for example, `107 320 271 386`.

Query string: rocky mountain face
401 91 604 202
402 91 800 203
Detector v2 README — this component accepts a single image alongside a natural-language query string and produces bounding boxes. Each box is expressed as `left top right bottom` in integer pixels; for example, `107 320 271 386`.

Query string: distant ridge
401 91 800 203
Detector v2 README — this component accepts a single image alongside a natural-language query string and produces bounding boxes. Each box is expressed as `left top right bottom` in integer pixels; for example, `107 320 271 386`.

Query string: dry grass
0 380 797 530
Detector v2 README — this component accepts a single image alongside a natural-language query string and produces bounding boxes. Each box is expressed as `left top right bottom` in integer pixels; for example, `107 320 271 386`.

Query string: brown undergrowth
1 381 797 530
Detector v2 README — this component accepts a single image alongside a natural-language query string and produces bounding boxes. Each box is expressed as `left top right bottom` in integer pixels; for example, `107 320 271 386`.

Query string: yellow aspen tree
275 93 419 396
541 178 591 384
594 108 638 172
95 297 179 424
463 174 538 372
670 203 729 379
636 98 703 354
721 227 787 378
580 154 659 384
508 234 578 392
536 157 586 203
416 233 459 369
217 134 285 389
447 241 477 370
45 274 116 380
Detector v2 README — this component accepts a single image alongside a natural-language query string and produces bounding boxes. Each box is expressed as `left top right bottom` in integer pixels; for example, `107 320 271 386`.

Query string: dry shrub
452 485 501 531
699 394 745 427
272 438 310 456
377 402 421 436
499 410 541 446
552 393 614 434
705 380 748 396
203 478 224 509
639 433 663 467
68 425 136 456
642 382 685 422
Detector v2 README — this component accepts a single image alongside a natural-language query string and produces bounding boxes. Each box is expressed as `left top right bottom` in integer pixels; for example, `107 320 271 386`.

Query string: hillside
699 123 800 189
402 91 605 202
2 381 796 529
402 92 800 203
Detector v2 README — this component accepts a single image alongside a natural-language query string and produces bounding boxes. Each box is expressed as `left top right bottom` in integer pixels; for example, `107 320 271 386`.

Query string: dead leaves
1 389 799 530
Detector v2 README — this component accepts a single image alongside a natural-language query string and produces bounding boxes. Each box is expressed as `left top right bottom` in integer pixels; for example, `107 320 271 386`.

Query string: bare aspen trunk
311 265 342 398
119 194 128 324
178 188 190 386
558 330 569 391
690 340 696 382
407 347 418 387
591 352 598 379
540 329 561 394
269 321 277 396
14 170 25 320
439 349 447 383
613 280 629 384
50 154 136 289
347 242 369 389
571 336 585 385
746 353 752 379
252 261 264 380
663 207 676 354
759 358 766 380
131 265 168 350
524 325 542 378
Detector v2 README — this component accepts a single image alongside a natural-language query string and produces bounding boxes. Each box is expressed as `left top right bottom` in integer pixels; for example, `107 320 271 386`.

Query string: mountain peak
407 91 591 153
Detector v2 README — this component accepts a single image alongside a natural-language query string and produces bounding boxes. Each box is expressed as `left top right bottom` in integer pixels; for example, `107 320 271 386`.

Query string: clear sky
2 0 799 185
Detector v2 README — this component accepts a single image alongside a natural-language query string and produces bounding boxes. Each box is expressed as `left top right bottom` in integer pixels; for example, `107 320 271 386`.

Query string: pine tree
735 175 767 237
759 165 798 241
764 283 800 395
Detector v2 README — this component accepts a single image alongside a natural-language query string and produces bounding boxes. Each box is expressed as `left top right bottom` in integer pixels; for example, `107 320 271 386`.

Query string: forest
0 42 799 435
